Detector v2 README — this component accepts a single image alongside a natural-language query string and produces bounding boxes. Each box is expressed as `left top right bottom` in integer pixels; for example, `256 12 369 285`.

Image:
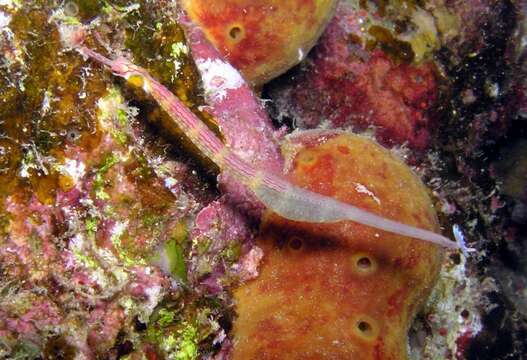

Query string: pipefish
77 46 462 251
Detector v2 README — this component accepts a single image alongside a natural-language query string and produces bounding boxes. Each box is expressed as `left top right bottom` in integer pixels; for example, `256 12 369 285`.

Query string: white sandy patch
196 58 244 101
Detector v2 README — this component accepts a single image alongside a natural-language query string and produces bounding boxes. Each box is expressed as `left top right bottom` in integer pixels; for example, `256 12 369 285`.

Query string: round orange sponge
232 133 444 359
181 0 337 85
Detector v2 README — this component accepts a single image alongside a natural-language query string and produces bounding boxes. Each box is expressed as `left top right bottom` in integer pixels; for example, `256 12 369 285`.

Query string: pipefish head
110 57 141 79
77 46 138 79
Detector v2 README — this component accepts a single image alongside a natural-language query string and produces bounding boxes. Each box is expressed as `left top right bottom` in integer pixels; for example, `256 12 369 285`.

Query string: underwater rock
232 133 444 359
1 0 526 358
494 139 527 204
433 0 501 61
180 0 337 86
266 0 515 152
187 200 257 294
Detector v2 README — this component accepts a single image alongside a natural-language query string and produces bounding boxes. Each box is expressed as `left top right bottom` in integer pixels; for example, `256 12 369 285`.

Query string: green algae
97 87 133 146
74 246 100 270
9 340 41 360
172 324 199 360
145 298 226 359
220 241 242 264
164 236 188 282
93 152 120 200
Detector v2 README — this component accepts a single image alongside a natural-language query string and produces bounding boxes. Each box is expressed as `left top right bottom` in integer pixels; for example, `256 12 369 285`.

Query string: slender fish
78 46 461 250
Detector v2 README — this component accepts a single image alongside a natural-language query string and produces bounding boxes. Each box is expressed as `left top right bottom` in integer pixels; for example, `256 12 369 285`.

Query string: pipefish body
77 46 462 251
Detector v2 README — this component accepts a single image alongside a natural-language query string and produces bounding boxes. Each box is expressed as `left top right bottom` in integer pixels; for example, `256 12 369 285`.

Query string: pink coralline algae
188 200 257 293
269 4 439 150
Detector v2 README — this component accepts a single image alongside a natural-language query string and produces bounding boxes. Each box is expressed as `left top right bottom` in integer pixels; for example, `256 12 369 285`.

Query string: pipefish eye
127 74 145 89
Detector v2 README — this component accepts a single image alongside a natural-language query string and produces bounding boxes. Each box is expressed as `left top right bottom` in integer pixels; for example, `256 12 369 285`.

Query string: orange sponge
232 133 444 359
180 0 337 85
